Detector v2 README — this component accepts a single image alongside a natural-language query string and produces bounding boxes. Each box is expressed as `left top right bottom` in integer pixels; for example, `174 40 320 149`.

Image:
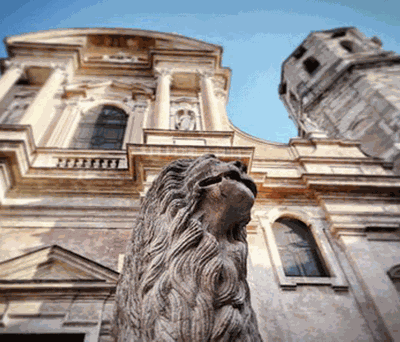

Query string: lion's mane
114 154 262 341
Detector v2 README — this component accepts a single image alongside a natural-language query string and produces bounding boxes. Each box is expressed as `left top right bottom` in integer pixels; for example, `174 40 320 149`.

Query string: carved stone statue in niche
114 154 263 342
175 108 196 131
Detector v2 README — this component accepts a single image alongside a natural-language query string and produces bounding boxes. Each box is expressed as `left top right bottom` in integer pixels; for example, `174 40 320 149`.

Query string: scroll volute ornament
114 154 263 342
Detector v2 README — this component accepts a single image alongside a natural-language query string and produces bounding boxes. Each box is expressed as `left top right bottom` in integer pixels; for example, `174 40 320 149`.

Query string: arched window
70 105 128 150
272 218 329 277
388 265 400 293
303 57 320 76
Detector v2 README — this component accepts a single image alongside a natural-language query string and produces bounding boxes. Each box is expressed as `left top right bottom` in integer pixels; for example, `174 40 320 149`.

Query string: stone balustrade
56 157 124 169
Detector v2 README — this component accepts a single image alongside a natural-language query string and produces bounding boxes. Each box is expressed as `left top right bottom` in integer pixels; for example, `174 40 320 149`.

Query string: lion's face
193 158 257 240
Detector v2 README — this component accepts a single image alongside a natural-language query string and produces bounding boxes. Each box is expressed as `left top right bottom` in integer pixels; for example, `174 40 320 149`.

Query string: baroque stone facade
0 27 399 341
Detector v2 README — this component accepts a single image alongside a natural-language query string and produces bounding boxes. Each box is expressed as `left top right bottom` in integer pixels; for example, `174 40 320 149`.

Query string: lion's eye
199 175 222 187
223 171 241 182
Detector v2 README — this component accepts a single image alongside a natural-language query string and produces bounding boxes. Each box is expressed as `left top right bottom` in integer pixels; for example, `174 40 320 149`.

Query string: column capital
214 89 227 101
197 69 215 79
50 62 67 70
49 63 68 83
0 60 27 103
50 63 68 75
154 68 173 81
212 75 226 89
4 60 25 74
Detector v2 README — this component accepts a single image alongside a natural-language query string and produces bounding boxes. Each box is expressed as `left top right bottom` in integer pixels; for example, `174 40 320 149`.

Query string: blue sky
1 0 400 143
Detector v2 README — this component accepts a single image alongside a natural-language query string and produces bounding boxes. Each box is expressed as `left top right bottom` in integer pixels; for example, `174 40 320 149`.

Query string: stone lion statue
114 154 263 341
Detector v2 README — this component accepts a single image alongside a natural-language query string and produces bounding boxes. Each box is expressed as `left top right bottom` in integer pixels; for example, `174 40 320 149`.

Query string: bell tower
279 27 400 170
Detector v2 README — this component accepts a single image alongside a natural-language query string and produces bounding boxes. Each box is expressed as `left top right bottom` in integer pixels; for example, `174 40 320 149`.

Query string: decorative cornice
127 142 254 184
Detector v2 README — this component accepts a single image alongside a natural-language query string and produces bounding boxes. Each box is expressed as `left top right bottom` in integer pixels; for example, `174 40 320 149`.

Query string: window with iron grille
70 105 128 150
272 218 329 277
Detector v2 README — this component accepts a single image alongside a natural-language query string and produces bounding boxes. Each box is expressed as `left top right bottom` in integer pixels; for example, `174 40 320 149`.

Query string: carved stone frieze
63 79 154 102
84 53 149 66
115 154 263 342
87 34 155 50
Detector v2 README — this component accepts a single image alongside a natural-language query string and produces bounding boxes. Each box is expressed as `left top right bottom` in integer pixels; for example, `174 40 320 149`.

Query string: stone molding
0 245 119 283
127 143 254 184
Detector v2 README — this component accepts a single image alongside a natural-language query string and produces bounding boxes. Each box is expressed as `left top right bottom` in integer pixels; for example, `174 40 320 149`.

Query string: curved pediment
6 28 222 53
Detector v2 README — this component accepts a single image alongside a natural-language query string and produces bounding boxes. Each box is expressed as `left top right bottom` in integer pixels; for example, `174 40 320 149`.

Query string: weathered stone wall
249 204 380 342
306 66 400 160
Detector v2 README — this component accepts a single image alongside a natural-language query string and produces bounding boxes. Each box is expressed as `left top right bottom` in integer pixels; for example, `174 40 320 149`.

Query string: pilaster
214 86 230 130
154 69 172 130
0 61 25 104
46 102 81 148
200 71 224 131
20 64 67 144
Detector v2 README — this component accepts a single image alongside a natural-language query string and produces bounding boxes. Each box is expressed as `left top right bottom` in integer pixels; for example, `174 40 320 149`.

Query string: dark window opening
0 334 85 342
272 218 329 277
331 30 347 38
279 82 287 95
341 41 354 53
289 91 298 103
366 227 398 233
341 40 364 53
16 78 30 85
293 46 307 60
289 91 300 112
70 105 128 150
303 57 320 76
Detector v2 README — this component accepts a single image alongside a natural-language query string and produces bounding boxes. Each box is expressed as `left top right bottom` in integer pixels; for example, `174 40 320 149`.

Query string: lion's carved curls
114 154 263 341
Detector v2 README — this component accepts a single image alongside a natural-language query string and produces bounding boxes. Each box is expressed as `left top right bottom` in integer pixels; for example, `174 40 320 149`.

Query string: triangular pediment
0 245 118 283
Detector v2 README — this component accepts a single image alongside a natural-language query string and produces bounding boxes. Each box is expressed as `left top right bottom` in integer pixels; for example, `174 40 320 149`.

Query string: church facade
0 27 399 341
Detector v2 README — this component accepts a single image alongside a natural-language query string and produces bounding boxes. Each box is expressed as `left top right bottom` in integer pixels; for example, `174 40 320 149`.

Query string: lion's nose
231 161 247 173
